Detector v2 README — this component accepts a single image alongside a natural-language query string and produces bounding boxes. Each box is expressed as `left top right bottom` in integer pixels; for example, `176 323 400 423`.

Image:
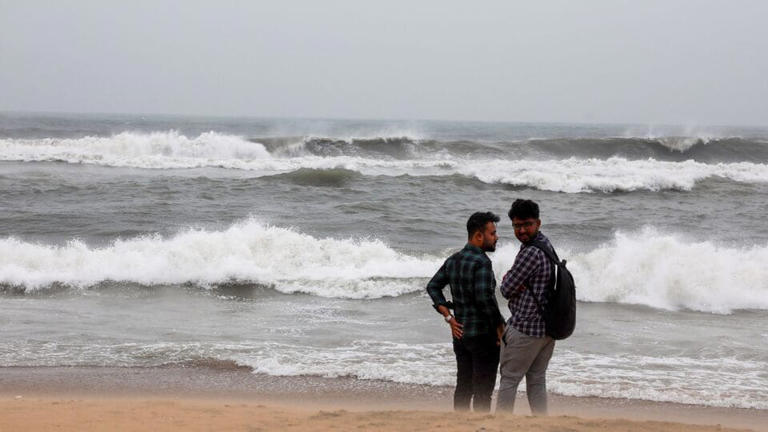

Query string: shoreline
1 366 766 431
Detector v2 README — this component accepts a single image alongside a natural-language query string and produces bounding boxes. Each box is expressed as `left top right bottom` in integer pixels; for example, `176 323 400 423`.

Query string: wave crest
4 132 768 193
0 219 439 298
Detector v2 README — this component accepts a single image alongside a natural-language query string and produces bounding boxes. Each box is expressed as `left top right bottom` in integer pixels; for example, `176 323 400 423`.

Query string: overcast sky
1 0 767 126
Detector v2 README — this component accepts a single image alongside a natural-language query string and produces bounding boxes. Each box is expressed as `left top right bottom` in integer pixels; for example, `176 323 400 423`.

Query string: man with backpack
497 199 574 415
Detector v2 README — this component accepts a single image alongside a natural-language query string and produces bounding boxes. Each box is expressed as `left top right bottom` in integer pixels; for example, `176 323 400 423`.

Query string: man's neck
468 239 484 249
521 231 541 245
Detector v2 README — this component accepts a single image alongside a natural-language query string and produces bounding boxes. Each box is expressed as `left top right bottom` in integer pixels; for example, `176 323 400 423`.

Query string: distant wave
2 222 768 314
524 136 768 162
258 134 768 162
259 136 424 159
0 131 272 168
461 157 768 192
4 130 768 164
257 157 768 193
3 131 768 193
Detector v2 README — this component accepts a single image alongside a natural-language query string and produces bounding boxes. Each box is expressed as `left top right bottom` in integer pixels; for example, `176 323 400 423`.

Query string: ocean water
1 112 767 409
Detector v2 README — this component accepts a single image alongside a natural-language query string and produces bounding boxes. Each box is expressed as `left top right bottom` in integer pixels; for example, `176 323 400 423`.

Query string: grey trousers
496 326 555 415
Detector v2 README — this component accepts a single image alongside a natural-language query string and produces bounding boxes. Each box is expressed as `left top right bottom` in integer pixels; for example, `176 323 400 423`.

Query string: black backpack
529 241 576 340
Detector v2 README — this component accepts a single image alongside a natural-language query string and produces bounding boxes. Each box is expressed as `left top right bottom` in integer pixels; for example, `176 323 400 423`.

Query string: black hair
508 199 540 220
466 211 500 239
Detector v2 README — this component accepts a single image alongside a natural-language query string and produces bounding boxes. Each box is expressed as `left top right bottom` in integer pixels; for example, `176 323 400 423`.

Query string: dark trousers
452 333 500 412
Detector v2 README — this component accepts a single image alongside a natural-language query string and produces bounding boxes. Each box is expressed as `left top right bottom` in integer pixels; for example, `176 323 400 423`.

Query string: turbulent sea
1 112 768 409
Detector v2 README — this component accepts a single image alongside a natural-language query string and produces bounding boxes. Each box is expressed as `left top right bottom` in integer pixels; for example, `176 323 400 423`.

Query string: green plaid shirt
426 244 504 338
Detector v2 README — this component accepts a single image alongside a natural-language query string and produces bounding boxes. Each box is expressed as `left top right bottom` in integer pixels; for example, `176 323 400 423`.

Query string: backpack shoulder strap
524 241 558 319
528 241 560 265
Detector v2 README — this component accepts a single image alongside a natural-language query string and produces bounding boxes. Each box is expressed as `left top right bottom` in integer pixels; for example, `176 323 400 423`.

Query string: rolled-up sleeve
426 261 450 312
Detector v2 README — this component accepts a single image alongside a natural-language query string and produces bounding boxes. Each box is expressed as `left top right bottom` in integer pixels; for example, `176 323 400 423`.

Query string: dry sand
0 397 756 432
1 366 766 431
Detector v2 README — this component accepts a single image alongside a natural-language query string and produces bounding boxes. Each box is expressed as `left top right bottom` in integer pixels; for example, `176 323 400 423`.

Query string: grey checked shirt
499 232 553 338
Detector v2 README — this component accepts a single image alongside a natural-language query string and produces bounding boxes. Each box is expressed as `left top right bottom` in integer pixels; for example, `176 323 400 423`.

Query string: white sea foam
547 350 768 409
229 341 453 386
4 133 768 192
3 336 763 409
561 228 768 313
2 338 765 409
2 223 767 313
0 219 438 298
230 342 768 409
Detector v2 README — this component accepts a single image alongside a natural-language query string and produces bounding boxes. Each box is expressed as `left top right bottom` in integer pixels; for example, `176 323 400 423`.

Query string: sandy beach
2 366 766 431
0 397 758 432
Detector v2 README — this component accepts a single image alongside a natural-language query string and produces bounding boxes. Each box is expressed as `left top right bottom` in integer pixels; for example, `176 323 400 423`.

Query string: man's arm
426 261 463 339
499 247 539 299
426 261 450 311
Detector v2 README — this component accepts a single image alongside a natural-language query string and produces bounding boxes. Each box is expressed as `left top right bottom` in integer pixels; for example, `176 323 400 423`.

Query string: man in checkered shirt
426 211 505 412
497 199 556 415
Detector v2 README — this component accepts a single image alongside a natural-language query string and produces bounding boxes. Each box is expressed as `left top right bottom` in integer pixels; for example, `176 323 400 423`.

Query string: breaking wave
565 228 768 313
4 130 768 163
0 219 438 299
1 221 767 314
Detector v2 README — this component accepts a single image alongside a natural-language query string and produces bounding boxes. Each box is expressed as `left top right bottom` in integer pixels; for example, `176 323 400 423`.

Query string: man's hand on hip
449 317 464 339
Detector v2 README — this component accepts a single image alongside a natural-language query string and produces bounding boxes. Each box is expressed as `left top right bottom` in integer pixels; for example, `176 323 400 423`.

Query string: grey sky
1 0 767 125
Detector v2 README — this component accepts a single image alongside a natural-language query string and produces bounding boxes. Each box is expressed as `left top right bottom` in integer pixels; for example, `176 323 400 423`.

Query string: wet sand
1 366 766 431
